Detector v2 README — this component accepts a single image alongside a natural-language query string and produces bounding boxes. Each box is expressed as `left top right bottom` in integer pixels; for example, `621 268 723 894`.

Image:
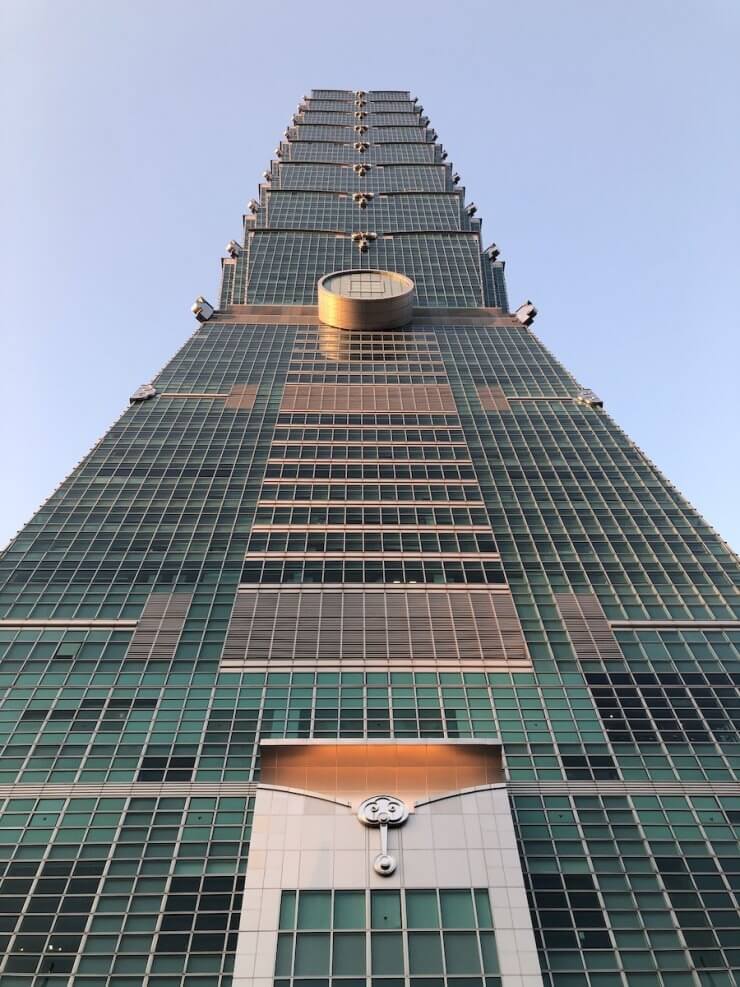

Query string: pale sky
1 0 739 551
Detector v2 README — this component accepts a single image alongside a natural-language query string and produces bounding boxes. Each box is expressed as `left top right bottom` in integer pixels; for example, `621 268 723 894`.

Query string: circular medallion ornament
318 269 415 330
357 795 409 877
358 794 409 827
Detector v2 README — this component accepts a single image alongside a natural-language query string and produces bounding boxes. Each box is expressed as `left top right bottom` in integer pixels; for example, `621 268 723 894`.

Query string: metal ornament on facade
351 231 377 252
317 268 415 331
357 794 409 876
129 383 157 403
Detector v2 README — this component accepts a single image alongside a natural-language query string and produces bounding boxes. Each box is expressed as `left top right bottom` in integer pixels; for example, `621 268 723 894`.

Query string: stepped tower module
1 89 739 987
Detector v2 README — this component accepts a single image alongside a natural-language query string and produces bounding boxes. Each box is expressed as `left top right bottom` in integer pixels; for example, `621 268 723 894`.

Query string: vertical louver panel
223 588 530 663
224 383 259 410
555 592 624 660
477 385 511 412
280 383 458 413
125 592 192 660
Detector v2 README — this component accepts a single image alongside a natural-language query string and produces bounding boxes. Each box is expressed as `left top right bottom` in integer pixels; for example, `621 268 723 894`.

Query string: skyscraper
0 86 739 987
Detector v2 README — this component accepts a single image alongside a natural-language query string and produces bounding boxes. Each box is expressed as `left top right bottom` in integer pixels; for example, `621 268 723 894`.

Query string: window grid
244 233 484 306
262 191 465 232
514 790 740 984
0 794 251 982
298 111 422 126
291 126 430 144
301 101 417 113
284 143 438 164
274 887 500 986
274 164 448 193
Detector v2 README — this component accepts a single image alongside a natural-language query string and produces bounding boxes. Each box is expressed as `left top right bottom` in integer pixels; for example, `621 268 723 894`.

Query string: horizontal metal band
0 782 258 800
220 659 531 671
210 304 519 327
241 553 501 560
610 619 740 629
158 391 229 399
250 525 493 532
508 780 740 795
262 478 482 485
236 583 512 593
0 619 138 628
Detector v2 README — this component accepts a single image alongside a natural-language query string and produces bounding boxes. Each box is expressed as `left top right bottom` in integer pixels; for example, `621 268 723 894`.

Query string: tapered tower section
0 89 738 987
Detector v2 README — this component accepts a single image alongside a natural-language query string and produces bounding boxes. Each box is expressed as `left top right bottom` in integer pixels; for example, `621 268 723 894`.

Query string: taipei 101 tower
0 89 738 987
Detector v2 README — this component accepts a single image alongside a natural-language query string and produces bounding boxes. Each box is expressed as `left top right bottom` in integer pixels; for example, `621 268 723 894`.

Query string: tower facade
0 89 739 987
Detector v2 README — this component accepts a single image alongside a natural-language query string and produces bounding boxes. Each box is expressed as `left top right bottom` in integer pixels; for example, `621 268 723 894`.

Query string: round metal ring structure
317 269 415 331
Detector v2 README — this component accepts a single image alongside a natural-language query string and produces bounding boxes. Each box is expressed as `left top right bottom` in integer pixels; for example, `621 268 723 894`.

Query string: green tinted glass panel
298 891 331 930
332 932 366 975
474 890 493 929
371 890 401 928
480 931 500 974
294 932 330 975
279 891 297 929
444 931 481 973
275 933 293 976
406 890 440 928
334 890 365 929
440 890 475 928
408 931 444 974
371 931 404 974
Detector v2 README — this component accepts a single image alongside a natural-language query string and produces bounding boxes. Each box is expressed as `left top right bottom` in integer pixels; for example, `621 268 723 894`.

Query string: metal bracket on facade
352 232 377 252
191 297 215 322
130 384 158 404
514 301 537 327
354 124 368 135
576 388 604 409
352 192 374 209
354 142 369 153
352 192 373 209
353 163 371 177
358 795 409 876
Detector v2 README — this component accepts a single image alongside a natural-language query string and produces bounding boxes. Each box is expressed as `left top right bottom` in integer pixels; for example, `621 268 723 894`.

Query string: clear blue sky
1 0 739 552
